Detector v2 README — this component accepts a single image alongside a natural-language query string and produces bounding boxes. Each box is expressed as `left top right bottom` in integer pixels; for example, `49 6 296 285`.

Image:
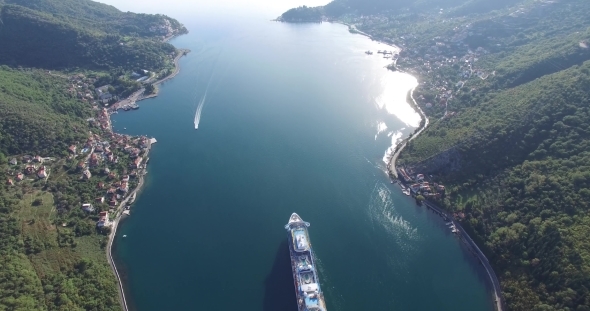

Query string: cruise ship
285 213 327 311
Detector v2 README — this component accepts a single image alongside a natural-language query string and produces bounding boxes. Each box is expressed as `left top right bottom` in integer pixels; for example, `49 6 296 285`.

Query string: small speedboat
123 235 127 238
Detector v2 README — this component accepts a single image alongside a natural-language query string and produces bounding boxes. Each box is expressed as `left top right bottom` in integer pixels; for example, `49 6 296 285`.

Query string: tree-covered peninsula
0 0 187 70
282 0 590 310
0 0 187 310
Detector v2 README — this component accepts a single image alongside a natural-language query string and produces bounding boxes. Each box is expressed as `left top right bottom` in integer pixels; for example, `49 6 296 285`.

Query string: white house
82 203 95 212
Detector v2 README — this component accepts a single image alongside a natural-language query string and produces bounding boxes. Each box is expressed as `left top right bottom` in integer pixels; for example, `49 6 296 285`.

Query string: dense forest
278 6 323 22
0 0 186 70
401 58 590 311
282 0 590 310
1 0 187 37
0 66 89 156
279 0 525 21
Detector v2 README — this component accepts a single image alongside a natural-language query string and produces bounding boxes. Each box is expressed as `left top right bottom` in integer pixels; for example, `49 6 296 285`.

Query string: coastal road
106 141 151 311
387 87 503 311
114 89 145 110
387 88 429 178
133 49 188 103
422 201 504 311
145 50 187 87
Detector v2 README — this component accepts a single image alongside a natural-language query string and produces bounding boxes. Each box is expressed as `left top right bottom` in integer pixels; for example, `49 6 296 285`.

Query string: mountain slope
0 0 186 70
401 61 590 310
0 66 89 156
0 2 188 310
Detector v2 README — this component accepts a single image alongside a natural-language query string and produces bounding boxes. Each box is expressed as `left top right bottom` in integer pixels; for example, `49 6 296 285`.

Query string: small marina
121 103 140 111
364 49 399 61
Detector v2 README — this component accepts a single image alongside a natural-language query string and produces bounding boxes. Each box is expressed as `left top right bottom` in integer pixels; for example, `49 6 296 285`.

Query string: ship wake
368 183 419 243
194 91 207 129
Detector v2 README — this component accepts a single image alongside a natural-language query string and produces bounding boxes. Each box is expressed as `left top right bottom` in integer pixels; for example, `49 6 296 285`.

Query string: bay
110 8 493 311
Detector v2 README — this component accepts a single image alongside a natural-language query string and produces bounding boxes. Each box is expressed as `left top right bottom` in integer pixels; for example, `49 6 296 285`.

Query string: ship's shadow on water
263 240 298 311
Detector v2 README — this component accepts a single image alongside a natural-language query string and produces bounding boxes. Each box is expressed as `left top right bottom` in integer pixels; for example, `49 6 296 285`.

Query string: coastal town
4 46 190 231
5 111 153 228
360 28 491 120
341 0 560 121
0 2 193 310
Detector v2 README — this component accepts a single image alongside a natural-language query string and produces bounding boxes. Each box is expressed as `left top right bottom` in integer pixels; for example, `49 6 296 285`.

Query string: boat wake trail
192 47 224 130
368 183 419 243
194 91 207 129
193 66 214 129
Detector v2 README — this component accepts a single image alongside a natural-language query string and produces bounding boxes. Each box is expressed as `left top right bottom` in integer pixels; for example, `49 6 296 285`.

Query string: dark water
112 13 493 311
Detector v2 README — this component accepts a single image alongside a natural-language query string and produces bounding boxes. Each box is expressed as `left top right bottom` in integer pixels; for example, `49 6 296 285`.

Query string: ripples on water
367 183 422 284
313 255 346 311
371 184 419 241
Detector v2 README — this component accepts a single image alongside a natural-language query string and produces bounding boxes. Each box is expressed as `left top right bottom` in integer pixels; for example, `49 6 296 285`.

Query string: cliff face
406 146 463 176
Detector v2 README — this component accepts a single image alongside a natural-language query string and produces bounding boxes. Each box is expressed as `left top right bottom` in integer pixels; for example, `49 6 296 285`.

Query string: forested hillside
0 0 186 70
401 58 590 311
0 66 89 157
0 66 121 310
2 0 186 37
279 0 524 22
283 0 590 310
0 1 189 310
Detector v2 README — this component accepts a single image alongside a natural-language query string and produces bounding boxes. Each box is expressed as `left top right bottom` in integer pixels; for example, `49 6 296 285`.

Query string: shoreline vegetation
137 48 190 102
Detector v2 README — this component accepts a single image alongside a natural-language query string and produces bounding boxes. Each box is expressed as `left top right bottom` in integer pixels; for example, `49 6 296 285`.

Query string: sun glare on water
375 72 420 128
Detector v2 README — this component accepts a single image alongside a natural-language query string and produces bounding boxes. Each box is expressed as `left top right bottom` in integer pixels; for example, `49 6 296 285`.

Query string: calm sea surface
111 8 493 311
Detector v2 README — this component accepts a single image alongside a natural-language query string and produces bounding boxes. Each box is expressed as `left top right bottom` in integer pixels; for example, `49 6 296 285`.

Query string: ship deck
286 213 327 311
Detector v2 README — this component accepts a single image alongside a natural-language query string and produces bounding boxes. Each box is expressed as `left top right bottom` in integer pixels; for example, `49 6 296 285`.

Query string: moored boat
285 213 327 311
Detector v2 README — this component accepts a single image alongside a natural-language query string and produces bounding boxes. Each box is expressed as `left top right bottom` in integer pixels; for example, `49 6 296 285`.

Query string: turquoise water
111 12 493 311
